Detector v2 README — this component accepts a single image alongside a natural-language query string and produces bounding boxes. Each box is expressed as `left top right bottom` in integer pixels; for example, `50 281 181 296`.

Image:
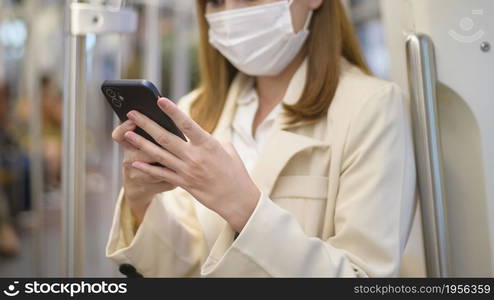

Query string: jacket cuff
230 192 291 272
201 192 271 276
105 188 162 264
106 188 134 256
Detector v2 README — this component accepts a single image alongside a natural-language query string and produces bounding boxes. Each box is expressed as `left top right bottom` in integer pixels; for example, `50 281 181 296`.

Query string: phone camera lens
112 98 123 108
105 88 117 98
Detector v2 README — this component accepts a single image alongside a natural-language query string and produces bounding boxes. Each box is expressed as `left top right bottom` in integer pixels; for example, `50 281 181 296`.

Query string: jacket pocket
270 175 328 236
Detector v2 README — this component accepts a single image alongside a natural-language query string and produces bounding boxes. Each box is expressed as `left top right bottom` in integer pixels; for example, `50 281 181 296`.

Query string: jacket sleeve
200 83 417 277
105 91 207 277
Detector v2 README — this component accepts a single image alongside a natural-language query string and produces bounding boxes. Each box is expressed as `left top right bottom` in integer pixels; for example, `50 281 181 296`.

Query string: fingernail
127 111 136 119
157 99 167 108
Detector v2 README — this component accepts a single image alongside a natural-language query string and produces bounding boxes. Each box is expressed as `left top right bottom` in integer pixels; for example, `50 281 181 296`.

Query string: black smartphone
101 79 186 146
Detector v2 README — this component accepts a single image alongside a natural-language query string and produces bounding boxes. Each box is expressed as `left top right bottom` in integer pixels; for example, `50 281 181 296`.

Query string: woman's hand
124 98 261 232
112 119 177 224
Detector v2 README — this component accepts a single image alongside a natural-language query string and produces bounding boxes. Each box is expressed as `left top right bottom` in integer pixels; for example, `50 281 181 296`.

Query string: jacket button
119 264 143 278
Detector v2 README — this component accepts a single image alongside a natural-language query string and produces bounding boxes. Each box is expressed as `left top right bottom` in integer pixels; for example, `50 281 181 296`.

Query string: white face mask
206 0 313 76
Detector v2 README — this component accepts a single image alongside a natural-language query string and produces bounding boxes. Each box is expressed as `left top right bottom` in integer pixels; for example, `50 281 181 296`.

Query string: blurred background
0 0 387 277
0 0 492 277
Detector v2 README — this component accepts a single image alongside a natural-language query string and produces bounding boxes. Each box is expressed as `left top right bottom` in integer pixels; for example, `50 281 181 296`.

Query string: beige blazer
106 58 427 277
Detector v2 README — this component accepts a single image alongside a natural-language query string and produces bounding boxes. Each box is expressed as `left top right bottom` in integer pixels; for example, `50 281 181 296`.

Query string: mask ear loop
303 9 314 30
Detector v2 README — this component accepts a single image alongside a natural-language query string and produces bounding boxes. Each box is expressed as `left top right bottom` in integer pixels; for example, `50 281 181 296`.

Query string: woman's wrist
124 188 154 225
220 184 261 233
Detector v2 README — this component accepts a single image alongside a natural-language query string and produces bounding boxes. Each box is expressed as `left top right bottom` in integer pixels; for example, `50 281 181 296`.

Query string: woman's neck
255 52 305 108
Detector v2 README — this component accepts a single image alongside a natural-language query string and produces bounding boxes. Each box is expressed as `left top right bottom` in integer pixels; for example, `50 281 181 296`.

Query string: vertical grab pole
61 0 87 277
406 34 450 277
62 0 137 277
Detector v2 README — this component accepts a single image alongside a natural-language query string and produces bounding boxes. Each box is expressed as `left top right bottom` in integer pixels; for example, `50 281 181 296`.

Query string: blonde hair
192 0 370 133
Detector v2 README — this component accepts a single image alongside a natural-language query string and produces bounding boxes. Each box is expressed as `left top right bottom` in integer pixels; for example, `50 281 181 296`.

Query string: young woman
106 0 425 277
